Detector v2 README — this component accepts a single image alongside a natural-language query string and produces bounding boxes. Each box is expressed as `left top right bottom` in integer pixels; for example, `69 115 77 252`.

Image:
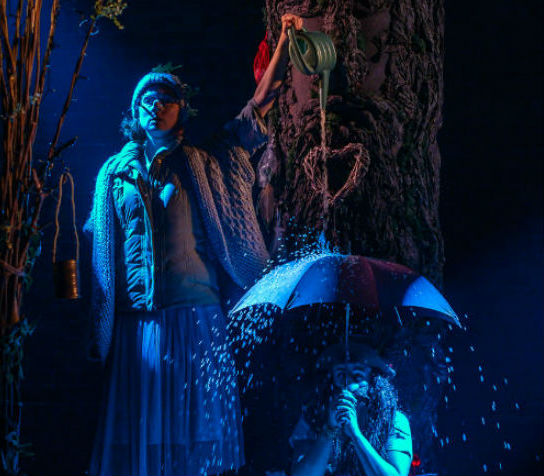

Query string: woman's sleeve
290 413 318 448
384 411 413 460
215 98 268 157
201 98 268 186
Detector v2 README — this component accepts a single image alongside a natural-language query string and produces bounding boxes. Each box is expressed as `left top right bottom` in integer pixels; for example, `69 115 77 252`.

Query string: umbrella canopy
231 253 459 326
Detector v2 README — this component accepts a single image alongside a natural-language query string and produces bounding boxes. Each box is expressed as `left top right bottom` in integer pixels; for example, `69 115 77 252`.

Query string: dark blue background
18 0 542 474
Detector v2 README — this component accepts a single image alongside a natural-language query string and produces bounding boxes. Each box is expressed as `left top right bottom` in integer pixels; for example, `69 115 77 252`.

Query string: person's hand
280 13 304 42
335 389 360 440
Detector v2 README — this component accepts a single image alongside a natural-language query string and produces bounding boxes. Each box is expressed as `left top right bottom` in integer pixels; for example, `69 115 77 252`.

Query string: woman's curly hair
120 109 147 143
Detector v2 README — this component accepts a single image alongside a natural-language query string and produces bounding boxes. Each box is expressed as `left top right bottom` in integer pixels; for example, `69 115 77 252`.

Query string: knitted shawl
84 139 269 362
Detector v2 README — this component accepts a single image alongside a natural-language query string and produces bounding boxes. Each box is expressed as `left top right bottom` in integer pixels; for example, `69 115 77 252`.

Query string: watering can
288 25 337 110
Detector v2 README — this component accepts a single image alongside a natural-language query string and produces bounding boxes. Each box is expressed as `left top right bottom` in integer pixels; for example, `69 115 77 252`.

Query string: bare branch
33 0 42 105
34 0 59 103
50 137 78 161
13 0 23 61
0 29 8 105
47 17 96 163
0 1 16 98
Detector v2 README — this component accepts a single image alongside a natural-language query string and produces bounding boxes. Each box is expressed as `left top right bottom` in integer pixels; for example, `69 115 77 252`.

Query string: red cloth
253 32 270 84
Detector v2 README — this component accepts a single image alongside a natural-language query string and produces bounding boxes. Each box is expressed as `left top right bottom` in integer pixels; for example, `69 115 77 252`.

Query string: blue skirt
89 304 244 476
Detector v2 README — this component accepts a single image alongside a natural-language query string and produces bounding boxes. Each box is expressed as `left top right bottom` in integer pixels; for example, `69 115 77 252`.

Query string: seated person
290 340 412 476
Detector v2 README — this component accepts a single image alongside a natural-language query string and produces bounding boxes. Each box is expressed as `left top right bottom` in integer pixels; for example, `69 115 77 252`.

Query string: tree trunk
260 0 444 285
259 0 446 471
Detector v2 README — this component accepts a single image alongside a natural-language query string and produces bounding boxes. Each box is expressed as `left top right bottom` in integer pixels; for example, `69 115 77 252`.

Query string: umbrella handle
345 303 350 388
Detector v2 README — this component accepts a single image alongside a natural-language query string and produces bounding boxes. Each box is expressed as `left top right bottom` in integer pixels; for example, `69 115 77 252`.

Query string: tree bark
259 0 446 471
260 0 444 286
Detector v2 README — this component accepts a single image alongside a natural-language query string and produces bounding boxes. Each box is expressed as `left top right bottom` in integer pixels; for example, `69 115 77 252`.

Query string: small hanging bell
52 172 81 299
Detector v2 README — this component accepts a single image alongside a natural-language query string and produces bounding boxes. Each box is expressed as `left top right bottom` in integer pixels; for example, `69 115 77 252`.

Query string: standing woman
85 14 303 476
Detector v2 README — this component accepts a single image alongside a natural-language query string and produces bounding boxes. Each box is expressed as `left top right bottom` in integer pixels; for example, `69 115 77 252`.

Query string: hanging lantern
253 32 270 85
52 172 81 299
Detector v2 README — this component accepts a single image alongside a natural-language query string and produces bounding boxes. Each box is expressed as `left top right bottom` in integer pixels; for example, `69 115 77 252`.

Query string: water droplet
481 417 486 425
483 464 488 472
462 433 467 442
491 401 497 411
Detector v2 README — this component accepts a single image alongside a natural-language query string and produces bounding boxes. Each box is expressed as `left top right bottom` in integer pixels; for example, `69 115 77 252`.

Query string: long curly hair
120 110 147 143
357 374 398 453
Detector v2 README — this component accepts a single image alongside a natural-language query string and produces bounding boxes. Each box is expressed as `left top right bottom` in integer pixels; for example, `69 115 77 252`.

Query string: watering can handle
288 26 315 75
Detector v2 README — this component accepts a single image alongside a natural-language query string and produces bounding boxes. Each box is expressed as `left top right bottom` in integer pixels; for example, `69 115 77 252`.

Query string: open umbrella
230 252 460 383
230 252 459 388
231 252 459 327
230 253 458 472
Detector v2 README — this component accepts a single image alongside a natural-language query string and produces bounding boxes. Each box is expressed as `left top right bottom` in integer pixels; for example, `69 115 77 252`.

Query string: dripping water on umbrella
228 243 530 474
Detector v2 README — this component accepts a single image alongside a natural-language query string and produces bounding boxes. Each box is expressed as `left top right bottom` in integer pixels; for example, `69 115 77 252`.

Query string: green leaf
152 62 183 74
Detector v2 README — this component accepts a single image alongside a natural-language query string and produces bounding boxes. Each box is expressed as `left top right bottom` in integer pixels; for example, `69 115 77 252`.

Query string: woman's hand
335 389 361 440
279 13 304 44
253 13 304 115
